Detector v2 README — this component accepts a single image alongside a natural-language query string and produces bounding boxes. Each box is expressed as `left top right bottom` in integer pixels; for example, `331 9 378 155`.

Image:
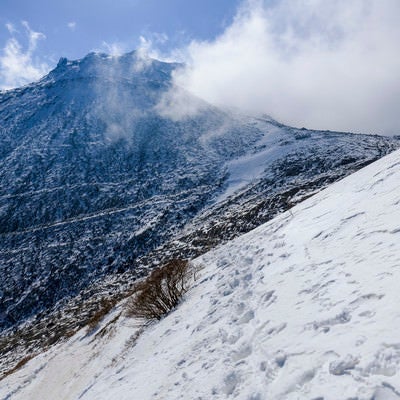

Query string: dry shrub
125 259 192 323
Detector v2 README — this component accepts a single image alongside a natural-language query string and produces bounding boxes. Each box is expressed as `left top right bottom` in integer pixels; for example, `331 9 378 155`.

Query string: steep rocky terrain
2 141 400 400
0 51 399 375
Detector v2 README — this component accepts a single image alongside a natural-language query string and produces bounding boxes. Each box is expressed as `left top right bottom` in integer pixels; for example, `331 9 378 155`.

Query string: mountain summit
0 51 399 362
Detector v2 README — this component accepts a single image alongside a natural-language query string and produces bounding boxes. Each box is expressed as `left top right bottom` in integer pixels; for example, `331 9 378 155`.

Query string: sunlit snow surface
2 150 400 399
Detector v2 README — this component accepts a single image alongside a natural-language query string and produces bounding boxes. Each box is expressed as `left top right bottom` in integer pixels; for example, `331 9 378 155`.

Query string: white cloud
0 21 49 90
155 85 208 121
136 33 176 61
170 0 400 135
5 23 17 34
100 41 126 56
67 21 77 31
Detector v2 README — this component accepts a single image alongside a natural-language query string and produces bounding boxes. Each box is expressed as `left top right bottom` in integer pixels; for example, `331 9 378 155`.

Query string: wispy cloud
67 21 77 31
100 41 126 56
166 0 400 135
135 32 190 63
0 21 49 90
5 23 17 34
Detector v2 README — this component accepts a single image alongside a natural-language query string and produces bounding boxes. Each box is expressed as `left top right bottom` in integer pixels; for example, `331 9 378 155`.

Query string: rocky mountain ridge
0 51 399 376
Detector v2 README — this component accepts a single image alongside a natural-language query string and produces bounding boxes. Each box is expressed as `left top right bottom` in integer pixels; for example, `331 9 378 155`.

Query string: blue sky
0 0 399 136
0 0 241 62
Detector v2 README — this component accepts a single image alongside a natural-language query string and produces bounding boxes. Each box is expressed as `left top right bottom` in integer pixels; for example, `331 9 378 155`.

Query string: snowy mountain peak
45 50 179 85
0 49 400 382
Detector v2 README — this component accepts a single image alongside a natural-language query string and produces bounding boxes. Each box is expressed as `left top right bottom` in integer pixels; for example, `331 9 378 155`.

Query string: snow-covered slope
1 49 398 337
2 147 400 399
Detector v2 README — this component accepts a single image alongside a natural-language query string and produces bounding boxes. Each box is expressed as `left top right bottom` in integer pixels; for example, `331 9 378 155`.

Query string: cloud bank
0 21 49 90
171 0 400 135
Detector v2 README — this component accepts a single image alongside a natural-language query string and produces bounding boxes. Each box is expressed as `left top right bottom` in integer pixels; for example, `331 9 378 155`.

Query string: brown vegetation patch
1 354 36 380
126 259 192 323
